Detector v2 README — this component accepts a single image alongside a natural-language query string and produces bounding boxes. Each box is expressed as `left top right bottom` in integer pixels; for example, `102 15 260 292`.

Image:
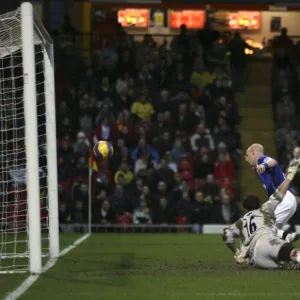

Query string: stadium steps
235 61 276 200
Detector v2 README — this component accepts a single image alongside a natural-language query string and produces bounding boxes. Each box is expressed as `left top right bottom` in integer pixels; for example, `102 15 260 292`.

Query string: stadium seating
52 30 242 228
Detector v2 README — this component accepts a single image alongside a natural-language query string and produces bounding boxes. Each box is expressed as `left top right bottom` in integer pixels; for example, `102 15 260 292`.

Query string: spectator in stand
152 197 174 226
94 116 113 144
149 112 172 142
216 142 232 162
78 97 95 134
153 130 173 157
155 159 175 188
133 198 152 225
57 137 75 181
189 191 212 233
59 201 72 225
134 150 156 176
139 184 155 210
190 123 215 153
154 180 173 207
214 121 240 155
190 58 216 91
111 110 134 146
96 77 114 100
136 64 155 90
74 156 89 178
73 183 89 203
201 174 220 201
132 138 159 163
194 153 214 179
78 68 97 96
111 146 133 172
272 27 294 70
173 172 189 199
275 120 297 149
114 162 134 185
275 94 295 122
93 199 116 225
58 116 74 139
95 102 114 126
109 184 132 217
73 132 90 156
116 71 129 95
171 25 191 53
131 88 155 122
176 191 191 220
58 184 71 203
175 103 194 133
72 200 88 224
214 153 235 182
192 104 206 125
227 32 252 91
99 39 118 70
115 77 134 111
164 151 178 173
212 193 239 224
171 138 188 163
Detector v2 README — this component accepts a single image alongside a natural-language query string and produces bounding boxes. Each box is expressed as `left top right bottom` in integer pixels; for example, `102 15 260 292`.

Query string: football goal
0 2 59 274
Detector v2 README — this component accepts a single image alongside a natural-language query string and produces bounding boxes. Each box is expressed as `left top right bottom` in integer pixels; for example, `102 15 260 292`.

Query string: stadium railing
60 223 227 234
59 223 292 234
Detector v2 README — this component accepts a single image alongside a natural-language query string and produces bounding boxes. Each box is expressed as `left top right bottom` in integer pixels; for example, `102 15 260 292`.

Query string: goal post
0 2 59 274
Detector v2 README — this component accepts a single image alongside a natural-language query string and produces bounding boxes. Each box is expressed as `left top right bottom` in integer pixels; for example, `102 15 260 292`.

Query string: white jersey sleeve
223 218 244 244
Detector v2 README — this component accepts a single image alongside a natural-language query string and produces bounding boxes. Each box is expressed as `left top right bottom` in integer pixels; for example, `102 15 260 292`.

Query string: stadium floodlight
0 2 59 274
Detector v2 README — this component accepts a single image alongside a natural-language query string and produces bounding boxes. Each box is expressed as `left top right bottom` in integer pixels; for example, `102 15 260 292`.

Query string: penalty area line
3 233 91 300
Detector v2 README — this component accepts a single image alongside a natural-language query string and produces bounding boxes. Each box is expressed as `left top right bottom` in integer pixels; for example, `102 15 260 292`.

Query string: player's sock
277 243 294 261
290 249 300 263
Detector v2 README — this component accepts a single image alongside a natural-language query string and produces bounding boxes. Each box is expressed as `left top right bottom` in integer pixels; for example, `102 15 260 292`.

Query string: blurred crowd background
54 20 245 232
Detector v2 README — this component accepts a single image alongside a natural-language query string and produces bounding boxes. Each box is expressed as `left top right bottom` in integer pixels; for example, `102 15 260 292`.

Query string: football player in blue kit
245 143 299 243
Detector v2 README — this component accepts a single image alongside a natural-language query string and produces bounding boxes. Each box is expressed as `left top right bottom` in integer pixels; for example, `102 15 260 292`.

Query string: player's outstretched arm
223 220 246 264
223 221 240 252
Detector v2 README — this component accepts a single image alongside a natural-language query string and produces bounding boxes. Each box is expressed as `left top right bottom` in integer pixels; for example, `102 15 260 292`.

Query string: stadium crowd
54 22 243 231
271 28 300 228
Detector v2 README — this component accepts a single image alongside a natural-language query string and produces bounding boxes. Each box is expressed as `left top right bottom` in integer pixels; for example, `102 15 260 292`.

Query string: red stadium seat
180 170 193 181
117 215 132 232
176 216 186 223
176 216 187 233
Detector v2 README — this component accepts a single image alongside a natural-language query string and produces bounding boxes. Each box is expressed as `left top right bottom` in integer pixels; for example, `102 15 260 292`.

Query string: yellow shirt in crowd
190 71 216 89
131 101 155 121
114 170 134 184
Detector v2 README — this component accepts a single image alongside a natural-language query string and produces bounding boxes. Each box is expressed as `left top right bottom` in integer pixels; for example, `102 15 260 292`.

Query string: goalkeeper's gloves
234 249 245 264
287 159 300 180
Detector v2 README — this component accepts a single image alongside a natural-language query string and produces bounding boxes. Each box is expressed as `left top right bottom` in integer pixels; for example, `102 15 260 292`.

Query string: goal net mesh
0 8 51 273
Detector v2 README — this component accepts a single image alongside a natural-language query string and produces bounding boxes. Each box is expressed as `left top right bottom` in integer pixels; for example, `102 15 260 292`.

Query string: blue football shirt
257 155 291 197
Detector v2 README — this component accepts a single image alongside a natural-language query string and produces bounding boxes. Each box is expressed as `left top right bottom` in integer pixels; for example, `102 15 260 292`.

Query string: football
93 141 114 160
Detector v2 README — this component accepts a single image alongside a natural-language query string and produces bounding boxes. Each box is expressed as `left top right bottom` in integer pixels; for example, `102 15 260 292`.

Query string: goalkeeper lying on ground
223 159 300 270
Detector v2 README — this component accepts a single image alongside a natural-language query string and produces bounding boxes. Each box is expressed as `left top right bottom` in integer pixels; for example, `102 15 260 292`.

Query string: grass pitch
1 234 300 300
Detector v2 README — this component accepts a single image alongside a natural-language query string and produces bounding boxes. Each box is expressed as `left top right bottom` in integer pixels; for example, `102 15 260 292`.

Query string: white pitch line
3 233 90 300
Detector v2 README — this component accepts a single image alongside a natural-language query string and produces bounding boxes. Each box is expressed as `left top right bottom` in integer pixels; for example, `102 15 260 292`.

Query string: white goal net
0 2 59 274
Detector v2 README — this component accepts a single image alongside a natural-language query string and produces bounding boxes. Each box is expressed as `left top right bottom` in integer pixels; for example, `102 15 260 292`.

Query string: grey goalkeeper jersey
223 197 279 259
